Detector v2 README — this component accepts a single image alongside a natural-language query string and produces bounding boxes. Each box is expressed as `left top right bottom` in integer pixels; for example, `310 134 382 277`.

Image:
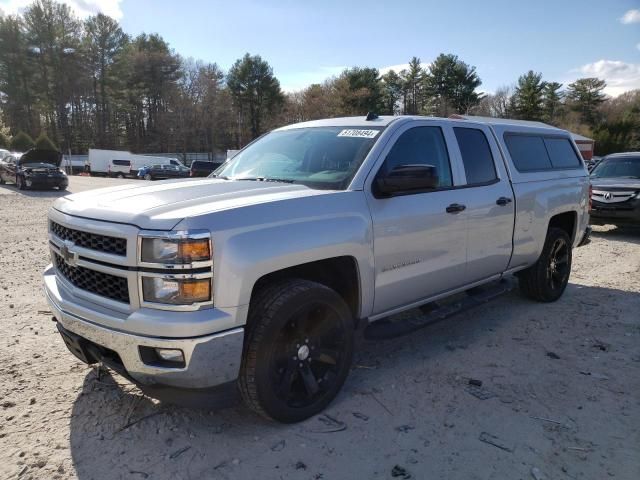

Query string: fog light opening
139 346 186 368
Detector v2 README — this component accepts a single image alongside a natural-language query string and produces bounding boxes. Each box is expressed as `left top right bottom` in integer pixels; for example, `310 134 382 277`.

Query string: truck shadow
66 281 640 479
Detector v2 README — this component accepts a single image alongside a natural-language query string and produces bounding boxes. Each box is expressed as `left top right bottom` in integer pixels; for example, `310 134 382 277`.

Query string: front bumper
590 200 640 226
44 265 245 389
24 174 68 189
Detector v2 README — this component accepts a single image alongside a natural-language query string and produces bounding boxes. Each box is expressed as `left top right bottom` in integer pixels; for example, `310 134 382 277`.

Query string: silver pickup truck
44 115 590 422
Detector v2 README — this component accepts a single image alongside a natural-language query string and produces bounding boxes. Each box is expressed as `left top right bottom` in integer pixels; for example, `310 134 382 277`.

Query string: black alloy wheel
518 227 572 302
269 302 347 410
547 237 569 291
239 279 354 423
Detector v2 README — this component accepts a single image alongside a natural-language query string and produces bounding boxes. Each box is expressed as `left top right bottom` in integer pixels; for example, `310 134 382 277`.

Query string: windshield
213 126 383 189
591 156 640 179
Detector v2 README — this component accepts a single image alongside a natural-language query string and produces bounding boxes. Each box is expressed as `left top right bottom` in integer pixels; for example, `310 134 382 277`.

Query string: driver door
365 122 468 315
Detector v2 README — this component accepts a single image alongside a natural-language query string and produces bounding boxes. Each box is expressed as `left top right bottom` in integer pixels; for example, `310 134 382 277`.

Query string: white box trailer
87 149 184 177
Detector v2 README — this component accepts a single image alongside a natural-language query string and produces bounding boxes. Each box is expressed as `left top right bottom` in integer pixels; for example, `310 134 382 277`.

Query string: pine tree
542 82 563 124
381 70 403 115
425 54 482 117
227 53 284 144
513 71 546 121
567 78 607 127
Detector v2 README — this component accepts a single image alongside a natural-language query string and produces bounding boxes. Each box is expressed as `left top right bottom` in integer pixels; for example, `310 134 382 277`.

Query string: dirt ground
1 177 639 480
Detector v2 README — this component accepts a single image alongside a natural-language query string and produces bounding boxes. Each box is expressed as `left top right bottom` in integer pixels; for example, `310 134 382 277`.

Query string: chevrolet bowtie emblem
60 240 78 267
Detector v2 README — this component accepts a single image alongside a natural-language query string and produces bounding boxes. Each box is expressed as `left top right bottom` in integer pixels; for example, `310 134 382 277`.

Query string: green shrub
9 131 35 152
34 132 58 151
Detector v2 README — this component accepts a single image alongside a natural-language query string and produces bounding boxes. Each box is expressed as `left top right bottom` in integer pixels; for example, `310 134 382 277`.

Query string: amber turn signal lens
178 239 210 262
180 279 211 302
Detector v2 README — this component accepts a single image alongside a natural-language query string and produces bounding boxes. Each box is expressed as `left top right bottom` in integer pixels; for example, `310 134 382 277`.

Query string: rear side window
112 159 131 166
504 135 552 171
454 127 497 185
383 126 452 188
505 134 583 172
543 138 581 168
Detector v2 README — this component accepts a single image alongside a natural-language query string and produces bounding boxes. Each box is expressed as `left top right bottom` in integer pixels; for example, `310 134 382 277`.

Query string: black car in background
590 152 640 227
141 164 190 180
0 148 68 190
190 160 222 177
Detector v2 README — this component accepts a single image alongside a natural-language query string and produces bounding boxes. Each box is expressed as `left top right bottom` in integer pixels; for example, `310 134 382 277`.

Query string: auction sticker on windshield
337 129 379 139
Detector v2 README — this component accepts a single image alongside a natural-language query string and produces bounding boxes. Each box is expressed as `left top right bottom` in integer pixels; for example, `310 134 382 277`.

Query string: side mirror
375 164 439 196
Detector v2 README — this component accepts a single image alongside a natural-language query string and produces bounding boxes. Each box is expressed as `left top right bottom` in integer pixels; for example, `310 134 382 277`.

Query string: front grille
53 252 130 303
50 221 126 256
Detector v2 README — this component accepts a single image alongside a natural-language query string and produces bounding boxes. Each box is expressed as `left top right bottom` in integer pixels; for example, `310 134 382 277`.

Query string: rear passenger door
451 125 515 282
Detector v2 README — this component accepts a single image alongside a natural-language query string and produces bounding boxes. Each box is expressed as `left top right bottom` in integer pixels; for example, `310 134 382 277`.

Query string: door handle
446 203 466 213
496 197 512 206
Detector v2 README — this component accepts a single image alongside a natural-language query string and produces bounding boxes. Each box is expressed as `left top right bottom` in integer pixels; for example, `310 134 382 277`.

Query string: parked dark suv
590 153 640 226
190 160 222 177
0 148 68 190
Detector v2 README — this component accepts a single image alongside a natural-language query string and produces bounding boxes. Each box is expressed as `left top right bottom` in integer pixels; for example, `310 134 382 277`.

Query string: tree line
0 0 638 156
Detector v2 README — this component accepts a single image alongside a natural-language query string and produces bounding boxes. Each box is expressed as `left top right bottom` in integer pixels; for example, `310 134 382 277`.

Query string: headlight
138 230 213 309
58 169 66 175
139 231 211 266
141 276 211 305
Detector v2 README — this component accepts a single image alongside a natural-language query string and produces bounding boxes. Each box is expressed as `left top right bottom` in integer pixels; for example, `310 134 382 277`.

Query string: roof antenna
365 112 378 121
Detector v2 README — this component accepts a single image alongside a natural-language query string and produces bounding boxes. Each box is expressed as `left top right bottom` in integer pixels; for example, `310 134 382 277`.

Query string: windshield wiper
234 177 296 184
210 174 230 180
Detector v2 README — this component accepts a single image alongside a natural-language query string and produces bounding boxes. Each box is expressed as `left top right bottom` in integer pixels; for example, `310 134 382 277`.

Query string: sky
1 0 639 96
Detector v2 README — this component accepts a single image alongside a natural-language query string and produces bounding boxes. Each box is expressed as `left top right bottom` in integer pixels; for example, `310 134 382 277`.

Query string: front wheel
144 173 152 181
16 175 26 190
239 279 354 423
518 227 572 302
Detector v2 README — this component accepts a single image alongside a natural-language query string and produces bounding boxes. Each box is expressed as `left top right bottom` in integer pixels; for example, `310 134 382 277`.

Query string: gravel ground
1 177 639 480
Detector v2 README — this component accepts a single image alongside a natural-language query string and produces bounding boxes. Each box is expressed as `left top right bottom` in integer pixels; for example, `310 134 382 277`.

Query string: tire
144 173 152 181
239 279 354 423
16 175 26 190
518 227 572 302
116 173 125 179
0 175 5 185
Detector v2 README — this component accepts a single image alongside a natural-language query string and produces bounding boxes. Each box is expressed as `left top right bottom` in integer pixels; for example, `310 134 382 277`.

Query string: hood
19 148 62 167
590 177 640 190
53 178 334 230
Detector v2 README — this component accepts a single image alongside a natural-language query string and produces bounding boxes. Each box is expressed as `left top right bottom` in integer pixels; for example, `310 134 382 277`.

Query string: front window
214 126 383 190
591 157 640 179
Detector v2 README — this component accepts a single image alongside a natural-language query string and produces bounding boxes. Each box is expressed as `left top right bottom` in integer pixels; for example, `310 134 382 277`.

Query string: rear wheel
16 175 26 190
116 173 125 179
518 227 572 302
239 279 354 423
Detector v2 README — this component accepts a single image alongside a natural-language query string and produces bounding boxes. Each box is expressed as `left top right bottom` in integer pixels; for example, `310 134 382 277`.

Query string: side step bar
364 278 515 340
